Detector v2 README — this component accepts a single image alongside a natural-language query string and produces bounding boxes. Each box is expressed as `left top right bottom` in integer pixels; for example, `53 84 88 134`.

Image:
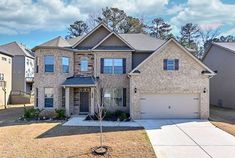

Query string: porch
62 76 98 116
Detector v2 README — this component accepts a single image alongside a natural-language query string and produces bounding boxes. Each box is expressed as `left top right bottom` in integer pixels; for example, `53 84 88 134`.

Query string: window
103 88 125 106
35 57 39 73
114 59 123 74
62 88 65 108
44 88 53 107
102 58 125 74
2 57 7 61
80 57 88 72
113 89 123 106
104 89 112 106
0 73 4 81
103 59 113 74
35 88 38 107
44 55 54 72
163 59 179 71
61 57 69 73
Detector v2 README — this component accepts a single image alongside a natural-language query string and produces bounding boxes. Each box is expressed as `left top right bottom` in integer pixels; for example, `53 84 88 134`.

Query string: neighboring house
32 23 215 119
0 48 13 106
0 42 34 94
203 42 235 109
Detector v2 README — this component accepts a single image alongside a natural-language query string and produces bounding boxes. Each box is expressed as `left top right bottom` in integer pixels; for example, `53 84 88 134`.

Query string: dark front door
80 92 89 113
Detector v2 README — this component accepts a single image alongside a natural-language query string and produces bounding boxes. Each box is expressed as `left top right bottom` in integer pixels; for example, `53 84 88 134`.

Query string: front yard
0 105 156 158
210 105 235 136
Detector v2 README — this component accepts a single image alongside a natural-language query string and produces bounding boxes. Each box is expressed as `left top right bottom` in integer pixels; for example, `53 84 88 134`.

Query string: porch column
90 87 95 115
65 87 70 116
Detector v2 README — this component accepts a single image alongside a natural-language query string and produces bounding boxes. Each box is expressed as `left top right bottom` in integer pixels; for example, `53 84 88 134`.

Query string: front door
80 92 89 113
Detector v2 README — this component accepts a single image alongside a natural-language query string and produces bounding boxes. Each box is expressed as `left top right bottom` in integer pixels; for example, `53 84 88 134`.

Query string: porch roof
62 76 97 87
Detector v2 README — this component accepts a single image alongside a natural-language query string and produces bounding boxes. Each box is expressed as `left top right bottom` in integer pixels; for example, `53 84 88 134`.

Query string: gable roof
72 23 112 48
32 23 165 52
213 42 235 52
129 38 215 76
92 32 135 51
203 42 235 61
0 47 13 57
119 34 165 52
0 42 34 58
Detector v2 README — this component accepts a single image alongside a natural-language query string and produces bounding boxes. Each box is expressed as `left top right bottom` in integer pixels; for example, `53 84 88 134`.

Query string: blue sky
0 0 235 48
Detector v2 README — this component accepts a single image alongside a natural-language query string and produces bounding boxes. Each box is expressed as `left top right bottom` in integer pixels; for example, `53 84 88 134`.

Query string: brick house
32 23 215 119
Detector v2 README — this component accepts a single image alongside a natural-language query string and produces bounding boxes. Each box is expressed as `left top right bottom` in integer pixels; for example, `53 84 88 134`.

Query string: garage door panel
140 94 199 119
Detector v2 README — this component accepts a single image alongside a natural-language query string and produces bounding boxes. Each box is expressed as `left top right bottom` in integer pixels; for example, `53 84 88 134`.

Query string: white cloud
167 4 185 15
170 0 235 28
0 0 82 35
0 0 169 35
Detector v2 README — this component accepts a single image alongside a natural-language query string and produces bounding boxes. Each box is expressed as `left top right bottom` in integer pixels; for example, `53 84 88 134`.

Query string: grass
210 105 235 136
0 105 156 158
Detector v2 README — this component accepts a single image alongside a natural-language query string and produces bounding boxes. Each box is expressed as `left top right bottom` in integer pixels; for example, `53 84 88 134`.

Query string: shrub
24 108 41 119
114 110 123 117
55 109 66 119
119 112 128 121
104 111 113 119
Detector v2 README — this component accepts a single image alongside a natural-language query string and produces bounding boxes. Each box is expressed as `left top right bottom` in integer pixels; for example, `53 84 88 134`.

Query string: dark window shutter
123 88 126 107
100 88 103 105
100 58 104 74
163 59 168 70
36 57 38 73
36 66 39 73
175 59 179 70
123 58 126 74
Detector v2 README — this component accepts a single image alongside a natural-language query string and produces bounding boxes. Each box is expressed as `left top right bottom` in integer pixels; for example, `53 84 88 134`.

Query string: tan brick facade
130 41 210 119
34 48 74 109
95 51 132 112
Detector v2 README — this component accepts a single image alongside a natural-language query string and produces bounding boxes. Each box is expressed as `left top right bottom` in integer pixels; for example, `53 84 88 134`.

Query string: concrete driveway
136 119 235 158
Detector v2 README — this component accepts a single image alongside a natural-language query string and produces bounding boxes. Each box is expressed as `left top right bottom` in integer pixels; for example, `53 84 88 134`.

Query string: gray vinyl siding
203 45 235 109
132 52 152 69
12 55 26 92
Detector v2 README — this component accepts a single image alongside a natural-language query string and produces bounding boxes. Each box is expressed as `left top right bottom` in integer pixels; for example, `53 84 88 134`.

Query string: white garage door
140 94 199 119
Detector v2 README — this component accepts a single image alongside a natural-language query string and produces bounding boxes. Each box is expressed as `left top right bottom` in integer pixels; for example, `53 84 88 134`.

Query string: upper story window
163 59 179 71
44 88 53 108
61 57 69 73
101 58 126 74
44 55 54 72
2 57 7 61
80 57 88 72
0 73 4 81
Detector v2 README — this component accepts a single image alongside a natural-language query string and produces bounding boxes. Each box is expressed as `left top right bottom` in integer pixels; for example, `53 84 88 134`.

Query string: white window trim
104 58 123 74
104 88 123 106
44 55 55 73
44 87 54 108
61 56 70 73
80 57 89 72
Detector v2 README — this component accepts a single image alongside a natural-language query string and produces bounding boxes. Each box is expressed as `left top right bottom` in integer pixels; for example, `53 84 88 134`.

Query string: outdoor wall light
134 88 137 93
203 88 206 93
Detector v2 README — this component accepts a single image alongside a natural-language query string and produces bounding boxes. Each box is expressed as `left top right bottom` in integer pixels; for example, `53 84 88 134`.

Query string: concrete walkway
135 119 235 158
63 116 141 127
